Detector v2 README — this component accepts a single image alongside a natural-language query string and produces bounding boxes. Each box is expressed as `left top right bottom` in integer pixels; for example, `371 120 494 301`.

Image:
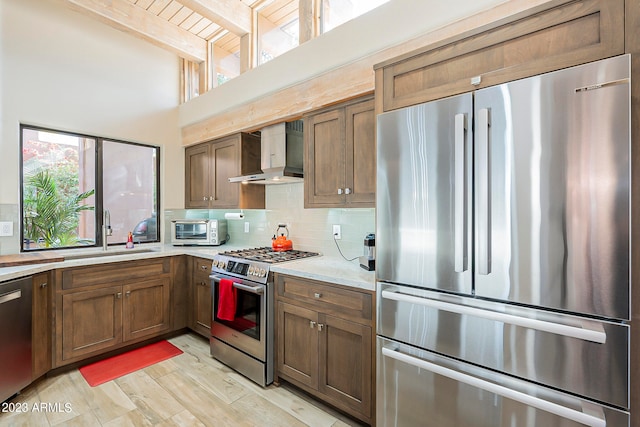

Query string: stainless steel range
209 247 319 386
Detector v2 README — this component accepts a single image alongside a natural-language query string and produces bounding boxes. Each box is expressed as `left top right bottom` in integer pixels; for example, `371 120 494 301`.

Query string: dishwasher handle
0 289 21 305
382 347 606 427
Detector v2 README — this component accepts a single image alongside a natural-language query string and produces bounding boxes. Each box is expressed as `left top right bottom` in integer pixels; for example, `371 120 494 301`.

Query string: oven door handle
210 274 265 295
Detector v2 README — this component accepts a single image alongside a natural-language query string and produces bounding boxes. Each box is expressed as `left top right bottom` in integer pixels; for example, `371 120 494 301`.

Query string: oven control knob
212 260 218 268
259 268 267 277
219 261 225 270
248 266 255 275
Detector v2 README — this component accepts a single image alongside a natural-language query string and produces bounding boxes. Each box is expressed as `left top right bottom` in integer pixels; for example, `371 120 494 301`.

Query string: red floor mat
79 340 183 387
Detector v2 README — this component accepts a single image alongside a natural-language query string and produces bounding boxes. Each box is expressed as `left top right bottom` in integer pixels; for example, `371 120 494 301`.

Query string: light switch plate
0 221 13 237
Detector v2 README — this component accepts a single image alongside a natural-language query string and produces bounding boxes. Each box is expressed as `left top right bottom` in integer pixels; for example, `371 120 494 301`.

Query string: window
20 125 160 251
258 12 299 65
213 31 241 86
321 0 390 33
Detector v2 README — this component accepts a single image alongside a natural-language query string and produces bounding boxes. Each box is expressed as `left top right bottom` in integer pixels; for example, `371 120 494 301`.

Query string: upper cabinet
304 96 375 208
375 0 624 112
185 133 265 209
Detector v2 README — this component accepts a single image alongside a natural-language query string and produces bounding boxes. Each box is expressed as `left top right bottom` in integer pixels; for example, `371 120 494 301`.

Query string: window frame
19 124 161 253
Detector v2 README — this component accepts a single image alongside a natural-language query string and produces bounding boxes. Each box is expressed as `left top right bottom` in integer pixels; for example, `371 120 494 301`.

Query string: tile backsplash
165 183 375 259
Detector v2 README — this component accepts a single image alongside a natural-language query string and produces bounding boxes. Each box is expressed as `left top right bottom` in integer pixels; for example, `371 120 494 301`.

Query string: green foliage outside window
23 170 94 248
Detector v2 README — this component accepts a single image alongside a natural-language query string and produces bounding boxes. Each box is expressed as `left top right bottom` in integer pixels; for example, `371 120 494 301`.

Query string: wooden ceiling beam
64 0 207 62
180 0 252 36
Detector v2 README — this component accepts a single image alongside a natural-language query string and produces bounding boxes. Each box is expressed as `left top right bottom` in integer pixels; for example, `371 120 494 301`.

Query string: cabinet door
211 136 240 208
305 109 346 207
192 268 212 337
277 302 319 389
185 143 211 208
345 99 375 206
190 258 212 337
62 286 123 360
32 273 51 379
193 279 212 336
123 277 171 342
318 314 372 419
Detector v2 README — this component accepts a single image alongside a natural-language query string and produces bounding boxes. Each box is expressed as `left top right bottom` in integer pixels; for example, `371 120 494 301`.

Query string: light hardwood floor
1 333 366 427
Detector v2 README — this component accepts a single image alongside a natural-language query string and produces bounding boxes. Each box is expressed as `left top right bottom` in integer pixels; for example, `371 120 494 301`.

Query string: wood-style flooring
1 333 366 427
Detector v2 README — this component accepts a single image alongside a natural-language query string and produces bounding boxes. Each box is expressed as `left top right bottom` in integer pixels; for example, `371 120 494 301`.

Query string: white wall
0 0 182 254
178 0 506 128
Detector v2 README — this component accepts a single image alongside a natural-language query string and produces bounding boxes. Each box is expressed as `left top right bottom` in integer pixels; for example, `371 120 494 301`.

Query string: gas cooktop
219 247 319 263
211 247 320 284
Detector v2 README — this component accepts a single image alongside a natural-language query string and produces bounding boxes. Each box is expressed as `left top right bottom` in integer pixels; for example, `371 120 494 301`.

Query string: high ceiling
64 0 300 62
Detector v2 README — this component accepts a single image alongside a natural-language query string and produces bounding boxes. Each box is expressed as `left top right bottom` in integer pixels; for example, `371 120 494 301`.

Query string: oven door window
175 223 207 240
213 284 260 340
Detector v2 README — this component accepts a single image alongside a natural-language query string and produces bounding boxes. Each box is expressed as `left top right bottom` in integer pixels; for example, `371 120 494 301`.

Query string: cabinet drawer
193 258 211 276
276 275 372 323
62 258 171 290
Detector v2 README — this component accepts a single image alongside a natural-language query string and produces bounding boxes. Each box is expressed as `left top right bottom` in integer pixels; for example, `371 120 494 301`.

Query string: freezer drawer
378 337 629 427
377 283 629 409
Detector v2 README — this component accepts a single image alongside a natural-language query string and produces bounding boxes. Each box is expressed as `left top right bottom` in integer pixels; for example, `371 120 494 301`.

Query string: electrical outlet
244 222 250 233
0 221 13 237
333 224 341 240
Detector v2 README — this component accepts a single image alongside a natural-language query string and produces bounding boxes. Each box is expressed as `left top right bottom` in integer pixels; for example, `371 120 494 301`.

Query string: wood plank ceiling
64 0 300 62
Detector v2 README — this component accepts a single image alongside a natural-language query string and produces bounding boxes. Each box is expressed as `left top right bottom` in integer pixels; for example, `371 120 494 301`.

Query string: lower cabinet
275 274 374 425
55 258 173 366
189 257 212 337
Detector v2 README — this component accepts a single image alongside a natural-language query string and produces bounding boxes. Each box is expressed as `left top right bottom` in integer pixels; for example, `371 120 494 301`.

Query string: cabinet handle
337 188 343 195
40 282 47 288
318 323 324 331
209 196 215 201
198 281 207 286
310 321 316 329
200 265 208 270
314 293 321 299
125 291 131 297
202 196 208 201
345 188 351 195
116 292 122 299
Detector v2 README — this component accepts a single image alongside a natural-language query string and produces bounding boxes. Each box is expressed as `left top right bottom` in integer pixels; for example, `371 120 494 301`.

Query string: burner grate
220 247 319 263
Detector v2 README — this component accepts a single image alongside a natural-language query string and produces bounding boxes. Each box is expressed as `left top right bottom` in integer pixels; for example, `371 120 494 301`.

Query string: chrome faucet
102 209 112 251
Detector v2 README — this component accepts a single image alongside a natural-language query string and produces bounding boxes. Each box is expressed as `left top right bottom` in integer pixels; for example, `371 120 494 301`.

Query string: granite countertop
0 244 375 291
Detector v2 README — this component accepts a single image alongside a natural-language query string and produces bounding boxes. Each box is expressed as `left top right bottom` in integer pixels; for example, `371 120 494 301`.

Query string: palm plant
23 170 95 248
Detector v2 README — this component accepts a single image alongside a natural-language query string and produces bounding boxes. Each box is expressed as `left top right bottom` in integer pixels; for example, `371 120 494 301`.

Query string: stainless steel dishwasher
0 277 32 402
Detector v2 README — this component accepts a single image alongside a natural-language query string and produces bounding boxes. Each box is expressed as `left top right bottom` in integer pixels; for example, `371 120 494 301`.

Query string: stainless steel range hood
229 120 304 184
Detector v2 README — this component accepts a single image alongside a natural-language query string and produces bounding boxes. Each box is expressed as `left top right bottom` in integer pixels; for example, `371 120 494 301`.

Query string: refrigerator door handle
477 107 491 275
381 347 606 427
454 113 468 272
380 290 607 344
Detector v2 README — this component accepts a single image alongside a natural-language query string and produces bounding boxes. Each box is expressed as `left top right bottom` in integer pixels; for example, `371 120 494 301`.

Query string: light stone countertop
271 256 375 291
0 244 375 291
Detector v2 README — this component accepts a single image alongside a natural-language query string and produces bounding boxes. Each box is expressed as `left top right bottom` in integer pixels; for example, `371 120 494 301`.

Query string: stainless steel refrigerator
376 54 631 426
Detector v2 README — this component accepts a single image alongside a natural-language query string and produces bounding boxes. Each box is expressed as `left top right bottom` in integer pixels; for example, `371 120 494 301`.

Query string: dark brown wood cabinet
275 274 374 424
304 96 375 208
375 0 624 112
54 258 173 366
32 272 51 380
185 132 265 209
189 257 212 337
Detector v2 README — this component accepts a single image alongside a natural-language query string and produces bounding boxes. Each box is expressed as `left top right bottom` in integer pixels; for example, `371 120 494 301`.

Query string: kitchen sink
62 247 160 260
